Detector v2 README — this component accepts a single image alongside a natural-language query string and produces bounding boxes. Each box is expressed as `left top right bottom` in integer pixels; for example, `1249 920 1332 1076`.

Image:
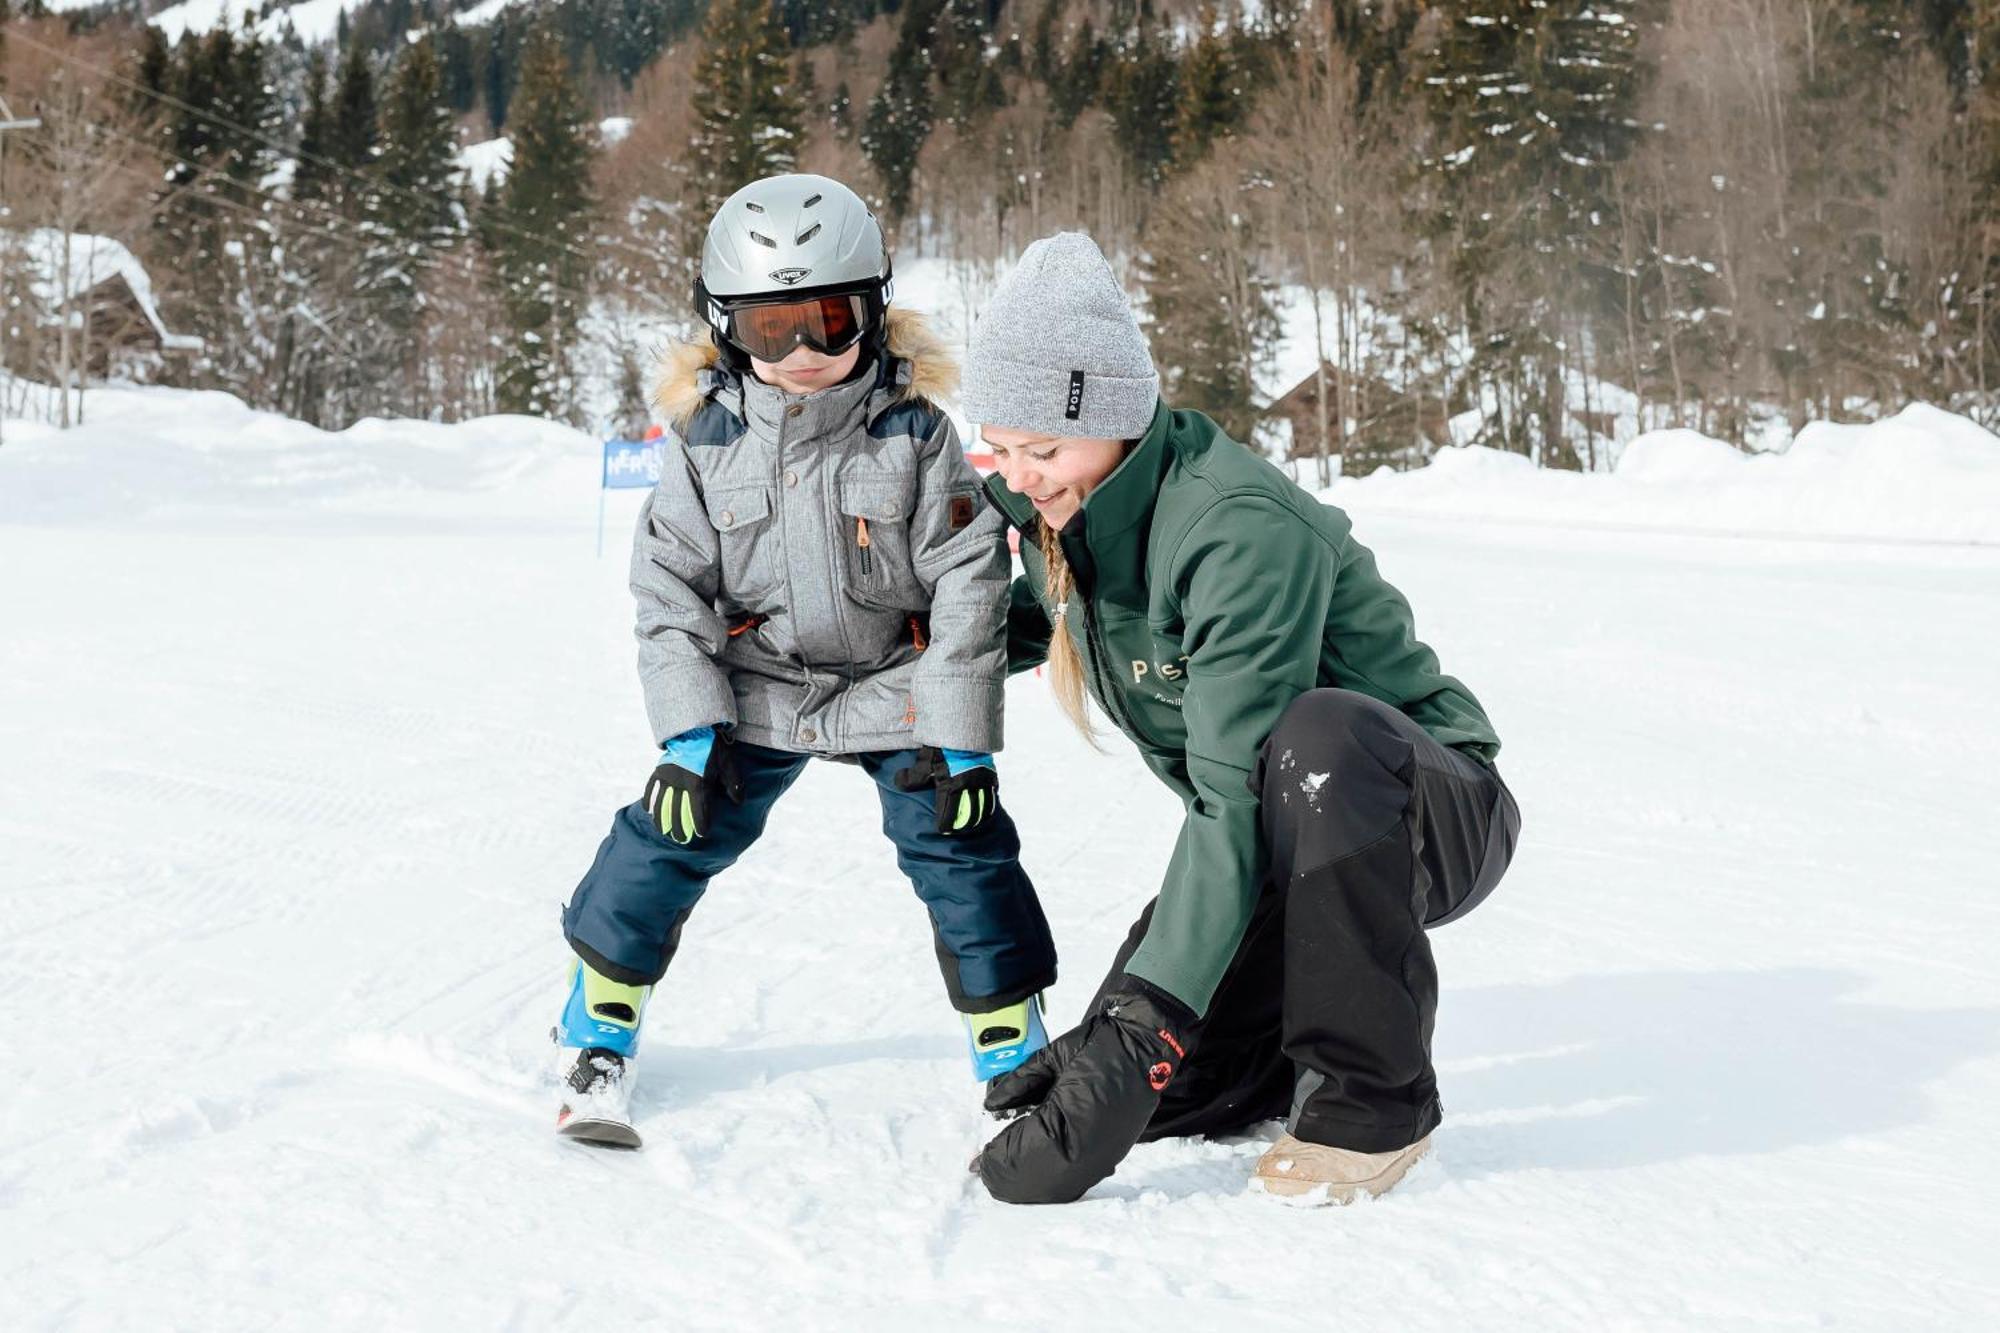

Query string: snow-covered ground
149 0 360 46
4 387 1999 1329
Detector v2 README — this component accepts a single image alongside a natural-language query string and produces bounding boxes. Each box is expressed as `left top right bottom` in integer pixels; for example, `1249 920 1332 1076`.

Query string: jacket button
784 470 798 487
719 510 734 527
800 727 818 744
787 404 804 418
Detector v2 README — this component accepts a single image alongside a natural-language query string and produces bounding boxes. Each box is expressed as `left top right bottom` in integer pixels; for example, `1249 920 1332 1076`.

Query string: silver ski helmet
695 173 893 366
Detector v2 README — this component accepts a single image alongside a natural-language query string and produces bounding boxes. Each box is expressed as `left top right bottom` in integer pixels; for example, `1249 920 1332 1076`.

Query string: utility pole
0 94 44 447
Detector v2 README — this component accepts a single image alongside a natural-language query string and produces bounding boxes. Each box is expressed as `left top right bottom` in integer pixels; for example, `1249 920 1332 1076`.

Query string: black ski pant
1091 688 1521 1154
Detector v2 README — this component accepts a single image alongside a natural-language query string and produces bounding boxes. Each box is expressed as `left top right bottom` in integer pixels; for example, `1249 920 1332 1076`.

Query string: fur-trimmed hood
652 306 958 429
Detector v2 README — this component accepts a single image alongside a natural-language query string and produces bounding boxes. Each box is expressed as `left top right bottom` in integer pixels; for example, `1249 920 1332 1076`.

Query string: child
552 174 1056 1146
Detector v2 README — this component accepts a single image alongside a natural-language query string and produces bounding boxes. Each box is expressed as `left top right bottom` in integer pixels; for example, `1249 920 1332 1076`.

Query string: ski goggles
716 292 871 362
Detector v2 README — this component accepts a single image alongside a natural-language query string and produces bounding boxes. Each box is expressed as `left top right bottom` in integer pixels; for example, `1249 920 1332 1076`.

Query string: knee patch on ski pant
866 748 1058 1013
562 742 811 987
1255 689 1420 890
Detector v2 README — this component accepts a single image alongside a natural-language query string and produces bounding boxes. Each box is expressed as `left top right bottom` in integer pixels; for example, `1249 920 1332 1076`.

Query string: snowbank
1324 404 2000 546
0 385 598 524
8 379 1994 549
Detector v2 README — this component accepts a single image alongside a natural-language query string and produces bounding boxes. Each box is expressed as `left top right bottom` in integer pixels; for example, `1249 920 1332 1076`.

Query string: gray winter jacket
631 310 1009 755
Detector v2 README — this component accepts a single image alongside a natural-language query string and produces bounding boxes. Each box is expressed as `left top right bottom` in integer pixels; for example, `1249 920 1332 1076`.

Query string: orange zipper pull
856 515 871 549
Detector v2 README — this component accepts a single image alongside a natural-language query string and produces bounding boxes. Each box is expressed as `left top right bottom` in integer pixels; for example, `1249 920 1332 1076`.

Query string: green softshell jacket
986 402 1501 1018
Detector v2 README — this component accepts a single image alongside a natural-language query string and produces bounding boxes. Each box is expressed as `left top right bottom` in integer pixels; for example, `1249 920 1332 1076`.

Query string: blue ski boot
963 995 1048 1081
553 959 649 1148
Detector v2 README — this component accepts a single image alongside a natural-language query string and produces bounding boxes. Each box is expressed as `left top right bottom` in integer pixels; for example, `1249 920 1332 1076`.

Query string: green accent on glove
950 788 980 832
663 788 697 844
949 787 991 831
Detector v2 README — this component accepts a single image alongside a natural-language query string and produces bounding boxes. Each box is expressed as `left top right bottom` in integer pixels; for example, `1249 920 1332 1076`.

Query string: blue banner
602 437 662 490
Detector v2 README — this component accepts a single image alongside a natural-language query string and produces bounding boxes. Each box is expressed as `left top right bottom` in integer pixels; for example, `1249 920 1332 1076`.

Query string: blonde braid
1037 521 1101 746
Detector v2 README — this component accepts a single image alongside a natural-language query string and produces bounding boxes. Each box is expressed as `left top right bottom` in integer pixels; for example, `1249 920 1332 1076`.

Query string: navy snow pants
562 741 1057 1012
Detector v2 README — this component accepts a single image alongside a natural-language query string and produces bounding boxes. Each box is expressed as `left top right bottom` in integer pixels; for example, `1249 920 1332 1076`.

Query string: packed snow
3 383 1998 1328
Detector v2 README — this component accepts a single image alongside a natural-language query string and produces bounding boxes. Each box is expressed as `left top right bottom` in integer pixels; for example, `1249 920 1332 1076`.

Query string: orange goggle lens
726 294 868 362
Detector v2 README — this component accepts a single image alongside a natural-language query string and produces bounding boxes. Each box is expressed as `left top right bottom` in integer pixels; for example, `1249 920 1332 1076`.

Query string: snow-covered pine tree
483 13 515 132
319 44 396 423
1140 158 1280 444
1172 3 1250 168
1103 9 1181 187
1051 18 1107 129
687 0 804 244
375 36 466 418
486 27 596 420
1417 0 1651 465
153 25 286 406
863 0 940 221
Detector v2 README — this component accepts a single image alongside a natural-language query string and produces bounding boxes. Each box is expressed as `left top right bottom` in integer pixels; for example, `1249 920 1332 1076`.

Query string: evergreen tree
1418 0 1652 462
935 0 1004 130
1324 0 1420 107
1050 19 1105 128
482 18 514 131
1173 4 1248 168
1141 167 1280 442
292 50 335 203
863 0 941 219
439 27 478 112
1029 0 1058 83
131 26 173 122
152 26 286 404
327 44 380 209
375 36 466 415
1103 13 1180 187
486 28 597 419
830 78 853 140
686 0 805 248
1778 4 1915 421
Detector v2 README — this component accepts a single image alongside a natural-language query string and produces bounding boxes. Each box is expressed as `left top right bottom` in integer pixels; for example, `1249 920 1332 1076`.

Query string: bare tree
2 20 154 426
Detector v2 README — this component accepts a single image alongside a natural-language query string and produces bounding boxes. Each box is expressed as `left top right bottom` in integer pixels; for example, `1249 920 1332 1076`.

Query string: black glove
974 978 1194 1204
894 746 1001 836
641 728 743 845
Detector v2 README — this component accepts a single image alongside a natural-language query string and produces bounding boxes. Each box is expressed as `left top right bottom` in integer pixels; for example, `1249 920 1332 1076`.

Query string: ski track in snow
4 404 2000 1330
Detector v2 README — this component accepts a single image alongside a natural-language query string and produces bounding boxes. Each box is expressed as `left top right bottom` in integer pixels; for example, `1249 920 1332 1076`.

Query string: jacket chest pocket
703 485 778 601
838 475 926 610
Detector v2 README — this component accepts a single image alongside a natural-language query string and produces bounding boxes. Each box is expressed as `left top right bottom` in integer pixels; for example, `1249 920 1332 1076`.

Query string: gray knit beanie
961 232 1160 439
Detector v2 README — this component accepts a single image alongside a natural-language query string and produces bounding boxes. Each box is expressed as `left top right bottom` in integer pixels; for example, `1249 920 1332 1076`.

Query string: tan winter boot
1251 1132 1433 1205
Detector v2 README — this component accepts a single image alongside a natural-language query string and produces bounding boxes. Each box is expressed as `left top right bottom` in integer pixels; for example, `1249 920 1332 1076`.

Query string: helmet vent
803 193 822 208
743 201 765 213
748 230 777 248
796 223 821 244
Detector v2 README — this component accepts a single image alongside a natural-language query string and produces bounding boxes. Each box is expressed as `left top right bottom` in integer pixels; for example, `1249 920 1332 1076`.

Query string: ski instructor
962 233 1522 1205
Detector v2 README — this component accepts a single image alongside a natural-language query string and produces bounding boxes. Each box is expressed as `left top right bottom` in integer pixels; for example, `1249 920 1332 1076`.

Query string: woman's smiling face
981 426 1128 530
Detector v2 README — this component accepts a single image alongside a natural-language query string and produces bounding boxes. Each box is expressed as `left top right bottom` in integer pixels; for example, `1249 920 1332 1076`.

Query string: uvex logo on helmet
769 266 812 286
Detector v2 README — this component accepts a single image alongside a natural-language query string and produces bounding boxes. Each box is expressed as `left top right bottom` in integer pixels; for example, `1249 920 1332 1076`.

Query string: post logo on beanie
1065 370 1085 420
